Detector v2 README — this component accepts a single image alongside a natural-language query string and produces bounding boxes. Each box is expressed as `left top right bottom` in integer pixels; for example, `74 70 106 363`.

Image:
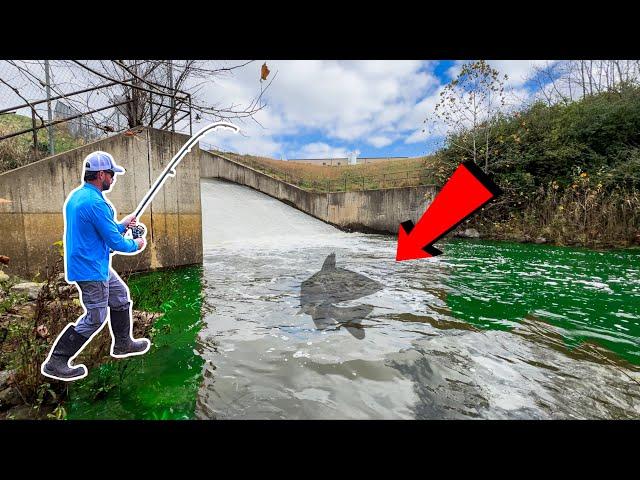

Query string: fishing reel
123 223 146 240
130 224 146 239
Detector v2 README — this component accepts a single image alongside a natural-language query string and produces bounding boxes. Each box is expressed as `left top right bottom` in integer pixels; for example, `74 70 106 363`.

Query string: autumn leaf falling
261 62 270 82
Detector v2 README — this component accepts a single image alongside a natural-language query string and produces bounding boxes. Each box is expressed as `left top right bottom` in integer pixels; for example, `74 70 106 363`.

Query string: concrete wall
1 128 434 280
0 127 202 280
200 151 436 234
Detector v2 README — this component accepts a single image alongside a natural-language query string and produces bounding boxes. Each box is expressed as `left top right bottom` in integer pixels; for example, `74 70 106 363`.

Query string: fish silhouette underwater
299 253 383 339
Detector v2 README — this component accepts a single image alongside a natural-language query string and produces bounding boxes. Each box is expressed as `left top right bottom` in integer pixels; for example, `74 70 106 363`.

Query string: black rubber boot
41 325 88 381
110 309 150 357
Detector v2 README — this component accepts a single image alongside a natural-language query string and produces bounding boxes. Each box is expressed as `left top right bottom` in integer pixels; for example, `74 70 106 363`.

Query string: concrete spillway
0 127 435 279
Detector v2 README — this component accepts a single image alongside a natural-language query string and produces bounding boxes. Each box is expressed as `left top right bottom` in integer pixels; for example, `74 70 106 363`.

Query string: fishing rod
125 121 240 239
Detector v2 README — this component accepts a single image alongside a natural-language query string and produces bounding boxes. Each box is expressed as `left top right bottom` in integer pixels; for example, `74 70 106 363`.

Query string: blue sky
193 60 552 160
0 60 553 160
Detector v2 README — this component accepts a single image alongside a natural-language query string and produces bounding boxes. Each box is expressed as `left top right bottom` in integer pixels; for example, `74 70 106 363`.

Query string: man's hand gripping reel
123 223 146 240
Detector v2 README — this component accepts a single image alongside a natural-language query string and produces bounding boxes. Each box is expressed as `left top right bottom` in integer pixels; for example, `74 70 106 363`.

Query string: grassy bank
0 249 161 420
0 113 86 173
214 151 439 191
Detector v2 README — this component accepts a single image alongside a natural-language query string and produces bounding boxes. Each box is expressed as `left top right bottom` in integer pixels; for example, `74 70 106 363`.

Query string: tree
67 60 274 131
0 60 274 134
529 60 640 106
427 60 507 172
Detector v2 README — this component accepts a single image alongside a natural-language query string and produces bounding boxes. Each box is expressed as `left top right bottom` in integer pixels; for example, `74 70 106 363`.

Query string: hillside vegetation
0 113 86 173
435 83 640 248
215 152 440 192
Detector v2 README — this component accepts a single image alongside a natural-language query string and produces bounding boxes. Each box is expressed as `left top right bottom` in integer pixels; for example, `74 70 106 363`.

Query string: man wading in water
41 151 149 381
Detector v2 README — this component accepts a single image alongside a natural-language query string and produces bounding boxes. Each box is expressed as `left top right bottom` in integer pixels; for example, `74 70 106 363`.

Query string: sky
0 60 556 160
190 60 555 160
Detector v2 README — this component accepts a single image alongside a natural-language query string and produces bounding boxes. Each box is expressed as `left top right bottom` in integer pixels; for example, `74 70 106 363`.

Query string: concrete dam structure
0 127 436 279
0 128 202 279
201 151 436 234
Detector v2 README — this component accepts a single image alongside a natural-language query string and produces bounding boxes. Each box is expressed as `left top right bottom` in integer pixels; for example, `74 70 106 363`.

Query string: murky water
66 179 640 419
67 266 204 420
196 179 640 419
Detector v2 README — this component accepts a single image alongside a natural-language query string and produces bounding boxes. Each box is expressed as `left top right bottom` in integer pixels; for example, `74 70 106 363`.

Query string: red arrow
396 161 502 261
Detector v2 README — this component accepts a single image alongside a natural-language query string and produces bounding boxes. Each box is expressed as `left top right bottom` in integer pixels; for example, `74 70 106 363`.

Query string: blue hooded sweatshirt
64 183 138 282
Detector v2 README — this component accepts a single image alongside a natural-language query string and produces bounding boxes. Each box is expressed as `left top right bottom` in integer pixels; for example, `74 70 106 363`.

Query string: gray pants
74 268 131 338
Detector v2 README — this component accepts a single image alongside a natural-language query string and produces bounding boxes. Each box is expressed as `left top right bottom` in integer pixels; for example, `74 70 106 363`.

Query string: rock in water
455 228 480 238
454 228 480 239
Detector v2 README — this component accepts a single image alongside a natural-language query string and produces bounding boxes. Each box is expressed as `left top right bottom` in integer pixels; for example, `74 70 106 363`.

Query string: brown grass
0 115 87 174
214 151 441 191
0 248 159 418
475 178 640 248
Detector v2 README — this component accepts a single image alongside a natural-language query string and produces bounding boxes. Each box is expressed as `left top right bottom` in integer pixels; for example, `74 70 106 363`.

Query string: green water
66 265 204 420
444 240 640 366
64 239 640 419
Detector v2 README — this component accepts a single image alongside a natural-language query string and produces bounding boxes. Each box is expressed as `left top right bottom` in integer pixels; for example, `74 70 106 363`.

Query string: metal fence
53 101 102 141
279 169 437 192
208 150 437 192
0 60 193 165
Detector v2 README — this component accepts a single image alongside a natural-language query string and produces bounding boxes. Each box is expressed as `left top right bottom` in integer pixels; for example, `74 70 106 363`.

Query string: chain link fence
0 60 189 173
202 147 437 192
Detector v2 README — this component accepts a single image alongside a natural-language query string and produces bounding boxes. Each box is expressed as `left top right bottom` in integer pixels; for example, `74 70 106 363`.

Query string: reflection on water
300 253 383 339
196 181 640 419
196 179 640 419
61 179 640 419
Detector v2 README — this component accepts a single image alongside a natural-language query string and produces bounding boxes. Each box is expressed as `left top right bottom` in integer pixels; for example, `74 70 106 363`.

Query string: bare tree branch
0 76 47 126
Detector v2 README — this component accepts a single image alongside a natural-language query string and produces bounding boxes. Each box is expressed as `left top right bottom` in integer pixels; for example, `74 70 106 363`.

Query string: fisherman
41 151 149 382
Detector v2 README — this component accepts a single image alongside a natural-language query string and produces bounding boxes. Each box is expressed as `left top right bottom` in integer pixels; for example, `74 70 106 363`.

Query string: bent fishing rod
125 122 240 239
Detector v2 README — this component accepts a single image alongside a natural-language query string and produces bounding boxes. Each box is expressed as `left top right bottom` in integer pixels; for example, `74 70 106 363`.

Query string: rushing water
68 179 640 419
195 179 640 419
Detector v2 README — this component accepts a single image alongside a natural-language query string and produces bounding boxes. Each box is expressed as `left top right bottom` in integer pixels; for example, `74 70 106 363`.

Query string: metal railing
0 77 193 157
210 151 437 192
281 169 437 192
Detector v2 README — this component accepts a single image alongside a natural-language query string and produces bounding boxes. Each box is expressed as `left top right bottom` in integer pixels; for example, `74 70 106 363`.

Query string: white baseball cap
83 151 125 174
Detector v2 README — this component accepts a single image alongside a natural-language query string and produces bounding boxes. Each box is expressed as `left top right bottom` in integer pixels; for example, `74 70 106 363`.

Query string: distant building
286 156 410 167
54 101 101 141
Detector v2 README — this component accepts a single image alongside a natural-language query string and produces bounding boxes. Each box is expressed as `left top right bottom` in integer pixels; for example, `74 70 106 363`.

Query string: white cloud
398 84 450 145
446 60 558 88
225 135 283 157
294 142 349 159
505 86 535 110
0 60 553 159
404 129 427 144
194 60 439 153
489 60 557 87
197 122 283 157
399 84 445 131
368 135 393 148
446 63 462 80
